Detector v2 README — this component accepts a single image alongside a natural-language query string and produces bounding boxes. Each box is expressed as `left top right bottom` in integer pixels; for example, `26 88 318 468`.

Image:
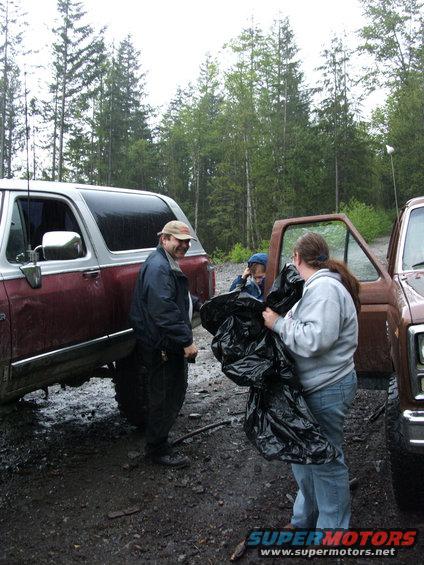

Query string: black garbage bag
200 263 303 389
267 263 305 316
244 375 337 464
201 263 303 337
200 264 337 464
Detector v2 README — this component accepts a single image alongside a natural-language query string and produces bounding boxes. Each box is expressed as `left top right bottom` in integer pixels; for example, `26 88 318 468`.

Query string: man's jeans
291 370 357 529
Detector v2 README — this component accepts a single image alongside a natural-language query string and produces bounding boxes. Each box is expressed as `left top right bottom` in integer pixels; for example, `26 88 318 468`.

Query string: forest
0 0 423 254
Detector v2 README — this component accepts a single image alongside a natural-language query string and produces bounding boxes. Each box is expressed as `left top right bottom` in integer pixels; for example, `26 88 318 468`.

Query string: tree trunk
333 54 339 213
193 153 200 233
0 0 10 178
335 152 339 213
244 133 255 248
57 4 70 182
51 78 59 180
32 132 36 179
6 108 12 176
96 75 105 185
107 90 113 185
251 192 260 245
88 100 95 183
58 56 68 181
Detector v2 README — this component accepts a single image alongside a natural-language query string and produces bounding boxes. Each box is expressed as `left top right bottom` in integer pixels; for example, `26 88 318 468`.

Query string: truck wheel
385 375 424 511
114 349 148 428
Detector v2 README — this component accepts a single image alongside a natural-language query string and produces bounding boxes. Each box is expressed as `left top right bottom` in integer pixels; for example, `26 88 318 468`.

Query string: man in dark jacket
130 220 198 467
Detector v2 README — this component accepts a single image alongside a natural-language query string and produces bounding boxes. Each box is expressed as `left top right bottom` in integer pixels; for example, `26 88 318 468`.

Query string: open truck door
265 214 393 389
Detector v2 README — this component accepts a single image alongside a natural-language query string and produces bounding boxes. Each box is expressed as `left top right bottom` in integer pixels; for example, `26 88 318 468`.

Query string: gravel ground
1 238 423 564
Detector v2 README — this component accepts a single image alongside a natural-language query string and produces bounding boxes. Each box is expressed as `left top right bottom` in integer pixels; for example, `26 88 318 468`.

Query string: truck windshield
402 206 424 271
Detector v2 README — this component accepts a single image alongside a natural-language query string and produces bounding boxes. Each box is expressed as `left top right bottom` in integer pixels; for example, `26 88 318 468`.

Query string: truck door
1 192 109 395
266 215 393 386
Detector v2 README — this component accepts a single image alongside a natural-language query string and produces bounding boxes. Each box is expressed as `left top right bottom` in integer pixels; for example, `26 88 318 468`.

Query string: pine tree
220 25 264 248
48 0 106 181
359 0 423 87
66 29 107 183
315 35 373 212
0 0 26 178
181 56 223 237
93 35 152 188
254 17 313 222
359 0 424 206
157 87 192 206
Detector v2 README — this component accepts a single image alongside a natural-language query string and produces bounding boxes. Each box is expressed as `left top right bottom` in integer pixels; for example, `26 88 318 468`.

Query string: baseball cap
157 220 197 241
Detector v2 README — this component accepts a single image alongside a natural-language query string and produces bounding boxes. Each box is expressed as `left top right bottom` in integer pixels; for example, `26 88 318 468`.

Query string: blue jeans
291 370 357 529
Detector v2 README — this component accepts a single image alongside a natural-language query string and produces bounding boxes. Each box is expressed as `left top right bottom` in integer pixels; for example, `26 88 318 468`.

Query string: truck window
279 221 379 282
81 190 176 251
402 206 424 270
6 197 86 263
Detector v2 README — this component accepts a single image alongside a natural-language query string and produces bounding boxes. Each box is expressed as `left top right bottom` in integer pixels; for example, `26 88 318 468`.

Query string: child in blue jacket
229 252 268 301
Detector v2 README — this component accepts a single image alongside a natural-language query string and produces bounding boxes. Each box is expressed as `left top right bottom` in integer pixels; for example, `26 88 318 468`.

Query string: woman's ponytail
326 259 360 313
294 232 360 313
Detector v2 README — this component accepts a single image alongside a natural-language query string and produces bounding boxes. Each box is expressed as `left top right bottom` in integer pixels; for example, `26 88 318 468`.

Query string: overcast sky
26 0 371 113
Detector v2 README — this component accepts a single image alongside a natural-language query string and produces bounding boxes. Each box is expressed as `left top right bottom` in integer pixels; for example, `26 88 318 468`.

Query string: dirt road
1 247 423 564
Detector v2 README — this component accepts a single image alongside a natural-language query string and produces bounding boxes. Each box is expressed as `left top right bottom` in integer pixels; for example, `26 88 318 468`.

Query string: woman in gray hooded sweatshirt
263 232 359 530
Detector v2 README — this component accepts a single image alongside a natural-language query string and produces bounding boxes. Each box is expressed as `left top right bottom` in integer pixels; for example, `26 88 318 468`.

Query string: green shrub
227 243 252 263
210 248 227 264
211 241 270 264
340 199 392 242
258 239 270 253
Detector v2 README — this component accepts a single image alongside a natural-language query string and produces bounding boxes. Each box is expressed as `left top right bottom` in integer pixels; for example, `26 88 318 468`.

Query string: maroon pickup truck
0 180 215 424
266 198 424 511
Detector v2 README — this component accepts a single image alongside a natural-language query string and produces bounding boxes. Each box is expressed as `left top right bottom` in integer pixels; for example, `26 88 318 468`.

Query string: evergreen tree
157 88 192 205
181 57 223 238
254 17 314 224
360 0 424 205
0 0 26 178
208 18 318 248
93 35 153 188
66 28 107 183
359 0 424 87
372 77 424 204
48 0 105 181
315 36 373 212
218 25 264 248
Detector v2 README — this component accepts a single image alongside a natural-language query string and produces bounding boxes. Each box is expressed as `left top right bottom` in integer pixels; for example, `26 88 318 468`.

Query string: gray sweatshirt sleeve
273 285 343 357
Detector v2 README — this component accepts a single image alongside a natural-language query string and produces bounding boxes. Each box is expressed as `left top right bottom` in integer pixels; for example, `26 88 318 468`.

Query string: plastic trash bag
200 264 337 464
267 263 305 316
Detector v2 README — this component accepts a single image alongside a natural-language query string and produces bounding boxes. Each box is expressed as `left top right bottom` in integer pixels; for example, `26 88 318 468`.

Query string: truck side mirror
18 232 83 289
42 231 83 261
19 263 42 289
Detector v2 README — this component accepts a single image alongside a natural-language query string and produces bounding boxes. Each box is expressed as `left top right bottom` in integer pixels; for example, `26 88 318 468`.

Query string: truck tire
385 375 424 511
114 349 148 428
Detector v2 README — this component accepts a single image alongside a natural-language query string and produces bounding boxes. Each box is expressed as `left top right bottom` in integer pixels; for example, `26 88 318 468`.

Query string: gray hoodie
273 269 358 394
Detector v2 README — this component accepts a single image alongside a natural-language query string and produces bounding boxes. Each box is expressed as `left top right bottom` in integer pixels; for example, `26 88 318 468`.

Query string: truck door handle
83 270 100 279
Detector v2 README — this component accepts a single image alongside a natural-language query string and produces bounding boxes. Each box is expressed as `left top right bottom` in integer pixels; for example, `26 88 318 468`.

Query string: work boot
150 451 190 468
146 441 190 467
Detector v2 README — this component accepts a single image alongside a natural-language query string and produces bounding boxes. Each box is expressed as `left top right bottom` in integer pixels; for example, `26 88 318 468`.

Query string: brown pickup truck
266 197 424 511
